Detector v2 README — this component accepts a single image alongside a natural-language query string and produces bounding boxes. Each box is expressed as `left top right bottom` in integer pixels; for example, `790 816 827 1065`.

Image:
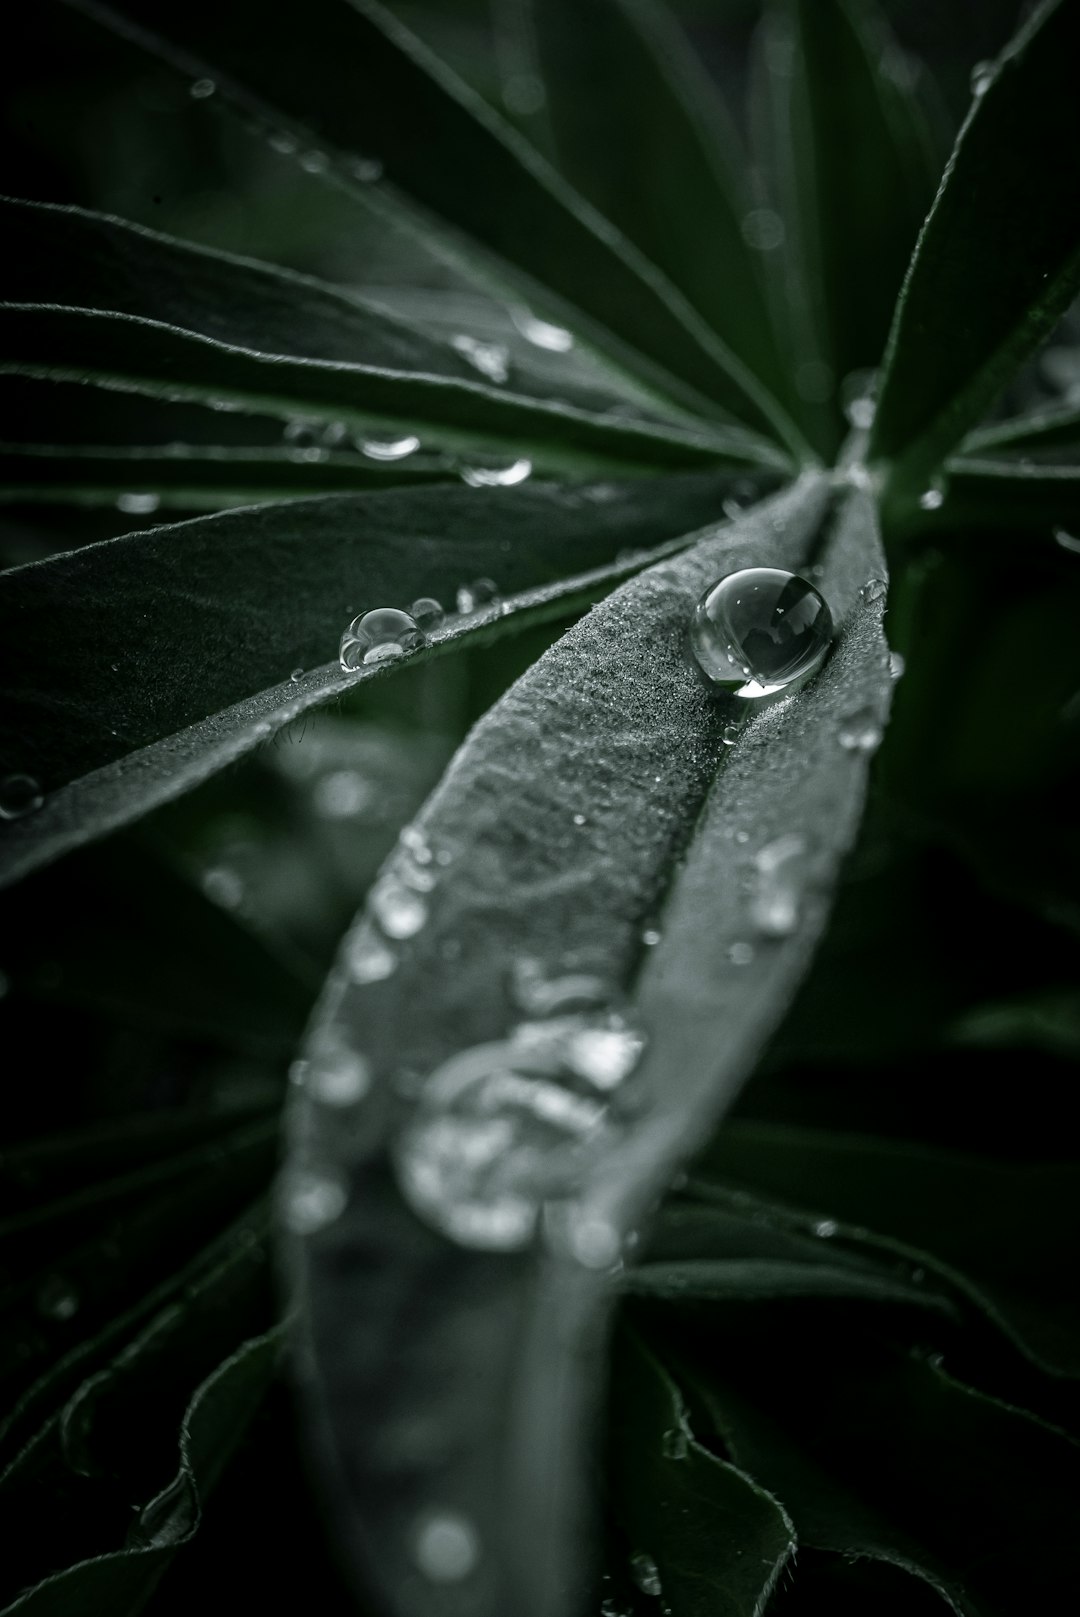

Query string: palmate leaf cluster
0 1 1079 1614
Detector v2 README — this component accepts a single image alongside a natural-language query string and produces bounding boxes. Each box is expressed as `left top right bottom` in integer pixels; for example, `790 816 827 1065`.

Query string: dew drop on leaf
281 1168 349 1235
970 59 995 97
689 568 833 703
749 833 807 939
460 457 532 488
339 608 424 670
509 307 574 351
345 921 397 984
1054 527 1080 555
370 875 428 940
413 1510 481 1583
630 1552 663 1598
306 1042 371 1107
0 773 44 821
661 1427 689 1461
36 1274 79 1321
450 333 511 384
889 651 906 680
189 77 216 99
838 707 884 753
741 207 785 251
815 1219 839 1238
410 596 445 631
357 434 420 461
728 941 755 965
456 577 500 614
116 491 161 515
860 576 888 604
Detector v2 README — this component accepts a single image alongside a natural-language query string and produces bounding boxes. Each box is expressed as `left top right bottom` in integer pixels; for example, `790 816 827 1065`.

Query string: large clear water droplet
339 608 424 670
394 1042 613 1250
413 1510 481 1583
0 773 44 821
450 334 510 384
689 568 833 703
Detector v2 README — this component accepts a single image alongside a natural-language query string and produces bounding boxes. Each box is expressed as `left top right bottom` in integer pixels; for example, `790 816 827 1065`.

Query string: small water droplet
282 1169 348 1234
970 59 995 97
662 1427 689 1461
414 1510 481 1583
36 1274 79 1321
814 1219 839 1238
358 434 420 461
290 667 304 683
283 418 317 446
1054 527 1080 555
116 491 161 515
749 833 806 939
630 1552 663 1598
728 941 755 965
339 608 424 670
269 130 298 156
0 774 44 821
460 457 532 488
741 207 784 251
410 596 445 631
734 829 750 844
509 307 574 351
456 577 499 614
201 866 244 909
307 1042 371 1107
320 419 348 447
566 1212 621 1269
566 1019 645 1090
370 875 428 939
345 921 397 984
572 812 587 827
451 334 510 384
301 148 329 174
349 156 383 183
889 650 906 680
919 484 945 511
189 77 216 99
838 707 884 753
512 959 608 1017
312 769 372 819
840 368 879 430
642 928 661 947
860 576 888 604
721 722 741 746
690 569 833 704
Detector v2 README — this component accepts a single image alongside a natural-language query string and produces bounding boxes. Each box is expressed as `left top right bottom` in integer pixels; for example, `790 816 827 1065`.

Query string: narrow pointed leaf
962 401 1080 462
904 457 1080 536
870 0 1080 497
609 1329 797 1617
285 479 893 1617
56 0 803 448
515 0 789 410
771 0 941 403
0 473 752 887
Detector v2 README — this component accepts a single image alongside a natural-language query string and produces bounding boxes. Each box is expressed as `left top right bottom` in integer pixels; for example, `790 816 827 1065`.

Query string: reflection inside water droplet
689 569 833 704
339 608 424 670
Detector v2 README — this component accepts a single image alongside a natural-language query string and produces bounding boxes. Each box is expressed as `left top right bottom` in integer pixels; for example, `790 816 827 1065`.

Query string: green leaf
869 0 1080 500
0 1323 283 1616
690 1122 1080 1375
763 0 941 446
513 0 789 415
905 456 1080 536
57 0 804 451
608 1328 796 1616
669 1314 1080 1615
285 478 893 1616
961 400 1080 462
0 472 753 887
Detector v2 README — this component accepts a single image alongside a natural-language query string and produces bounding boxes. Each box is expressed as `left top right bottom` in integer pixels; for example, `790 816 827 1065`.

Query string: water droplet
359 434 420 461
36 1274 79 1321
509 307 574 351
116 491 161 516
512 959 608 1017
728 941 755 966
301 149 329 174
189 77 216 99
345 921 397 984
662 1427 689 1461
370 875 428 939
451 334 510 385
749 833 806 939
460 457 532 488
269 130 298 156
320 420 348 447
349 157 383 183
289 667 304 683
642 928 661 947
339 608 424 670
394 1043 612 1250
840 369 879 430
795 360 834 402
414 1510 480 1583
401 824 434 864
572 812 587 827
566 1212 621 1269
201 866 244 909
410 596 445 631
565 1018 645 1090
721 722 741 746
741 208 785 251
283 418 318 446
860 576 887 604
456 577 499 614
0 774 44 821
970 59 995 97
307 1040 371 1106
889 650 906 680
312 769 371 819
689 569 833 704
814 1219 838 1238
282 1169 348 1235
838 707 884 753
919 484 945 511
630 1552 663 1598
1054 528 1080 555
734 829 750 844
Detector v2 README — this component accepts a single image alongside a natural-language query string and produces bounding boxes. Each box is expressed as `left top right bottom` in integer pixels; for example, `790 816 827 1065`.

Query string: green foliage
1 1 1078 1615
